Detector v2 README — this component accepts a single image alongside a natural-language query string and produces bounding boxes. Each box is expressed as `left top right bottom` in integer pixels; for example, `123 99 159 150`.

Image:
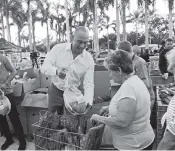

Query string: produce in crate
159 86 175 105
60 115 79 133
47 129 68 150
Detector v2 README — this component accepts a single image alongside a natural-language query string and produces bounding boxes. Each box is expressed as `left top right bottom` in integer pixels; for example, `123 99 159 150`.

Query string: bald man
133 45 141 56
41 26 94 114
118 41 155 110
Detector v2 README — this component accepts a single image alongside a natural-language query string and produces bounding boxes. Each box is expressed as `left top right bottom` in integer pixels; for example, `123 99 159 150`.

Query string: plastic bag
0 89 11 116
166 48 175 73
63 85 87 115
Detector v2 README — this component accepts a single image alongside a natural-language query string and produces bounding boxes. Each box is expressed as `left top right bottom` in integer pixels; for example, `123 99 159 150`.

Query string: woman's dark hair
104 49 133 74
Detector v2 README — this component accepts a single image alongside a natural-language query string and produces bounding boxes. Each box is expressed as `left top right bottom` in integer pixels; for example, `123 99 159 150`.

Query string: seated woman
90 50 155 150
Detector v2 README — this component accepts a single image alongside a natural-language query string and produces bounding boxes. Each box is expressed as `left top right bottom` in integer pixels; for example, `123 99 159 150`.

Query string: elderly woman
91 50 155 150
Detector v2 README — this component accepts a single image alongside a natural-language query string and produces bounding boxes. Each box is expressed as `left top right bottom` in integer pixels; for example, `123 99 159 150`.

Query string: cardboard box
12 81 23 97
151 76 174 86
94 71 110 98
40 73 51 88
23 78 41 93
12 78 41 97
21 89 48 108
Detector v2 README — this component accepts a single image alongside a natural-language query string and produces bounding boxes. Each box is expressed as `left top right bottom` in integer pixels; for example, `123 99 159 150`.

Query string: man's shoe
1 139 14 150
18 141 26 150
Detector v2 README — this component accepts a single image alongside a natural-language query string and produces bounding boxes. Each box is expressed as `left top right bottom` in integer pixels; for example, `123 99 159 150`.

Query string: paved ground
0 137 35 150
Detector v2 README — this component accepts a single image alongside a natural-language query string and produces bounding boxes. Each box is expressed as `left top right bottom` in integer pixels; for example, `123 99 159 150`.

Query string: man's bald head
118 41 133 53
72 26 90 55
73 26 89 41
133 45 141 56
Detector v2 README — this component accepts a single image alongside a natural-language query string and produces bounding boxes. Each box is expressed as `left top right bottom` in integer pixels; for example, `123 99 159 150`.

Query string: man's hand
83 103 92 114
99 106 109 116
56 67 69 79
162 73 169 80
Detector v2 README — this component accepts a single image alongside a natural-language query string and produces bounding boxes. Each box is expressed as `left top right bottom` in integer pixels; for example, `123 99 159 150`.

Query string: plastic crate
32 113 105 150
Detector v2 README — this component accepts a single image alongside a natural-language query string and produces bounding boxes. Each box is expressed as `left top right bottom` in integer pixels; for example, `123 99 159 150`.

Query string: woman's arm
91 97 136 128
157 130 175 150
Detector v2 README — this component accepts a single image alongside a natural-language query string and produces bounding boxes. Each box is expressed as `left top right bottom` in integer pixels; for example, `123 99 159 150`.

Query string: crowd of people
1 25 175 150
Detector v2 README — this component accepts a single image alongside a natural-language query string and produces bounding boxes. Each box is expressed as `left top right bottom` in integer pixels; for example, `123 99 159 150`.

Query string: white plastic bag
166 48 175 73
63 85 87 115
0 89 11 116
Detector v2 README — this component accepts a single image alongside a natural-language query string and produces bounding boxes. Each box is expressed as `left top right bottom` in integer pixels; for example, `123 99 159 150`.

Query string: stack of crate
156 86 168 147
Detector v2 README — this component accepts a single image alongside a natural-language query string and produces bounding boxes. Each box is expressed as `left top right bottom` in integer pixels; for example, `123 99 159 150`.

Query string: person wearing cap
118 42 155 110
41 26 94 115
0 54 26 150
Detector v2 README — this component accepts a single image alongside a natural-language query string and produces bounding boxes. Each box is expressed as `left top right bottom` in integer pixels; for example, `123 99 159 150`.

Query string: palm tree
127 10 144 45
138 0 155 49
27 0 33 51
120 0 129 41
40 0 51 52
11 10 27 46
0 7 5 39
99 14 114 51
73 0 114 56
168 0 174 38
116 0 120 45
50 3 65 43
0 0 23 42
65 0 70 43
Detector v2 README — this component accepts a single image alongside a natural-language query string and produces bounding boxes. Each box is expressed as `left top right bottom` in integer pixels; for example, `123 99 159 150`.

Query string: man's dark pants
48 83 64 115
0 93 25 143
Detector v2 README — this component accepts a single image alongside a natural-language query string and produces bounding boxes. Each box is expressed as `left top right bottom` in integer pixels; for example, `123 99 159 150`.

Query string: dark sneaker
18 141 26 150
1 139 14 150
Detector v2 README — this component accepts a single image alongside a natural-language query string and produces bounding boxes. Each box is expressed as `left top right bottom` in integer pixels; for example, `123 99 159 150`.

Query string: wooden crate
151 76 174 86
156 86 168 147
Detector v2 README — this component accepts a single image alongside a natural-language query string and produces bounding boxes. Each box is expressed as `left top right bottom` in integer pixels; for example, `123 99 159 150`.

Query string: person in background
133 45 141 56
142 49 150 62
91 50 155 150
30 50 39 68
118 42 155 110
41 26 94 115
157 51 175 150
159 38 173 79
159 40 166 53
0 54 26 150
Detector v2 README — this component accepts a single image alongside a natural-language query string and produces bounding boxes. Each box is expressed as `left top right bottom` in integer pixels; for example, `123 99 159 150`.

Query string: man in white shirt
41 26 94 114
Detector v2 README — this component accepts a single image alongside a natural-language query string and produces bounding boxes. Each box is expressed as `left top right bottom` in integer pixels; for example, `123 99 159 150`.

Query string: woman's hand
90 114 100 121
99 106 109 116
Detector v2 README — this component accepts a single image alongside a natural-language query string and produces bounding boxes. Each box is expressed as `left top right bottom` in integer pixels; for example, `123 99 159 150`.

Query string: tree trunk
116 0 120 45
28 0 33 51
122 1 127 41
145 0 149 49
136 20 138 45
32 21 36 51
169 7 173 38
0 9 5 39
17 27 21 46
5 6 11 42
65 0 70 43
93 0 99 57
107 28 110 51
46 19 50 51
